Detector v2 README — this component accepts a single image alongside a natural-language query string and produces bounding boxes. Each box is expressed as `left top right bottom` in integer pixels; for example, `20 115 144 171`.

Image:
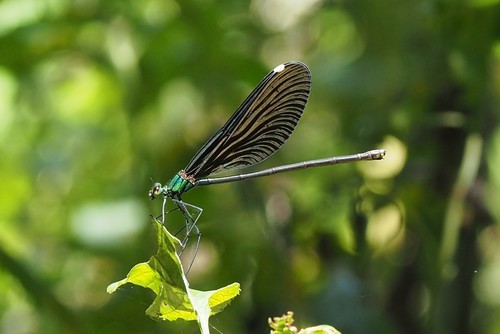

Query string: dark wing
184 61 311 179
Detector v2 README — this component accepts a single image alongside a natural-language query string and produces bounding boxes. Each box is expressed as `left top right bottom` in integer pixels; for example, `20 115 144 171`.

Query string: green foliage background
1 0 499 333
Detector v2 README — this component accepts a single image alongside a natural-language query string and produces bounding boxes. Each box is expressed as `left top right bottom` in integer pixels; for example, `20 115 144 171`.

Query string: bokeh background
1 0 499 333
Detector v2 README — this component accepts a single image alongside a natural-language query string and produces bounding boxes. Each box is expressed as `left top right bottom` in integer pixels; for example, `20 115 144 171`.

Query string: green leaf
107 219 240 333
269 312 342 334
299 325 342 334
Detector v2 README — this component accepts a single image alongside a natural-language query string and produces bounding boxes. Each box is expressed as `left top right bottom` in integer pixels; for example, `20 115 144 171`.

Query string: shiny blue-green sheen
167 173 194 196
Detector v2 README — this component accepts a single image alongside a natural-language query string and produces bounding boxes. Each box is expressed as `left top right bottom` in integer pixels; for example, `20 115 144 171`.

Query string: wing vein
183 62 311 179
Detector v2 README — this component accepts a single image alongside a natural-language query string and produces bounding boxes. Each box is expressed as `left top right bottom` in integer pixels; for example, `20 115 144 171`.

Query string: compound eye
149 182 162 199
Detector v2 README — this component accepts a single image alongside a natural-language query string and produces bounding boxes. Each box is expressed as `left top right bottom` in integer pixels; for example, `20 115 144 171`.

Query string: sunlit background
1 0 499 333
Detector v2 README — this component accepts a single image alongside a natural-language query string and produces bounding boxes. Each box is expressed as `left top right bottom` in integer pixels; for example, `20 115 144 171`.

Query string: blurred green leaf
299 326 342 334
269 311 342 334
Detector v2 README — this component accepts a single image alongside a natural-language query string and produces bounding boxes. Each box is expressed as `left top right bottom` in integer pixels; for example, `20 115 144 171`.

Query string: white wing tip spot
273 63 286 73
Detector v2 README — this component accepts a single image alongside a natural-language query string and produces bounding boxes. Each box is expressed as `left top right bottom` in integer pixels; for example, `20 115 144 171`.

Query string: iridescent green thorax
167 170 195 197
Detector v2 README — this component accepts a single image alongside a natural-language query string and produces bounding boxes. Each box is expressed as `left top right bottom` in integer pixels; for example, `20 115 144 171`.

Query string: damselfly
149 62 385 267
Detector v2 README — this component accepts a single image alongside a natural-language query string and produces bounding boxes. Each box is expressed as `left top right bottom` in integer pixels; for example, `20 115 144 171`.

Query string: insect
149 62 385 267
